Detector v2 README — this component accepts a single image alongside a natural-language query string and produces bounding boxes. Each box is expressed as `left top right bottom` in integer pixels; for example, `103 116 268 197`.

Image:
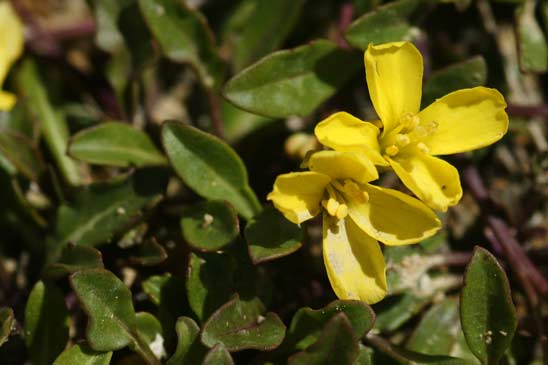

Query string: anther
362 190 370 203
342 180 368 203
335 204 348 219
417 142 430 154
326 198 339 216
395 133 410 147
385 145 399 157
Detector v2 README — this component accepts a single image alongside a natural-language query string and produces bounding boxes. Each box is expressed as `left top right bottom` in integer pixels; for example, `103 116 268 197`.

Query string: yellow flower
315 42 509 211
0 2 24 111
267 150 441 304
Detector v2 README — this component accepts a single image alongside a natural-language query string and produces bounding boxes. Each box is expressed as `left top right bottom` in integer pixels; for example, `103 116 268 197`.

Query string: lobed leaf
202 343 234 365
166 317 207 365
45 244 104 278
53 342 112 365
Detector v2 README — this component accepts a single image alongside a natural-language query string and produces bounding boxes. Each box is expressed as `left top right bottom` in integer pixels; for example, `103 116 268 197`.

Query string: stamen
342 179 368 203
335 204 348 219
401 113 419 131
385 145 399 156
362 190 370 203
413 125 427 138
426 120 438 134
395 133 410 148
417 142 430 154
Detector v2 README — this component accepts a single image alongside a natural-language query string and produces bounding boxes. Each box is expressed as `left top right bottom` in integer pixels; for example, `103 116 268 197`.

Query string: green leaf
0 131 44 181
201 294 286 351
166 317 207 365
17 59 81 186
53 342 113 365
0 307 15 347
181 200 240 252
68 122 167 167
374 293 431 332
406 299 462 355
134 312 164 359
93 0 133 52
286 300 375 351
245 207 302 264
344 0 422 50
288 313 359 365
142 274 172 306
129 239 167 266
221 101 275 143
71 269 137 351
516 0 548 73
422 56 487 107
353 344 374 365
47 168 167 257
460 247 517 365
139 0 225 89
203 343 234 365
223 40 360 118
186 252 235 322
45 244 104 278
222 0 305 71
162 122 260 219
25 281 69 365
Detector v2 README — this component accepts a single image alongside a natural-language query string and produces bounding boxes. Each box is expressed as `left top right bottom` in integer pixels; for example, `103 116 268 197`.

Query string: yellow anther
395 133 410 148
342 180 368 203
326 198 339 216
335 204 348 219
401 113 419 131
362 190 370 203
417 142 430 154
385 145 399 156
426 120 439 134
413 125 427 138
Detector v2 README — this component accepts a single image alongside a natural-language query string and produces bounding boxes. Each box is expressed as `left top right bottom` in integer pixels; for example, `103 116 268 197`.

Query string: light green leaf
344 0 422 50
245 207 302 264
460 247 517 365
129 239 167 266
181 200 239 252
162 122 260 219
201 295 286 351
17 59 81 186
222 0 305 71
221 101 275 143
288 313 359 365
69 122 167 167
53 342 112 365
166 317 207 365
25 281 69 365
223 40 360 118
139 0 225 89
516 0 548 72
203 343 234 365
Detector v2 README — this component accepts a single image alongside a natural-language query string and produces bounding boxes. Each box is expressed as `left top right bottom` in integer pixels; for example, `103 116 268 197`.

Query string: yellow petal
0 2 25 85
308 150 378 184
0 90 16 111
267 171 331 224
419 87 509 155
388 153 462 212
344 183 441 245
365 42 423 134
322 214 387 304
314 112 387 166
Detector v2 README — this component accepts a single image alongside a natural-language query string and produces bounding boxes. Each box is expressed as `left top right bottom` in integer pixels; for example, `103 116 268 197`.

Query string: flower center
380 113 438 158
321 179 369 220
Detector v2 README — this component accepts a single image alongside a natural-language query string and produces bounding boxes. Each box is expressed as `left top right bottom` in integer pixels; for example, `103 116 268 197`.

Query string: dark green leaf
516 1 548 72
221 101 275 143
406 299 462 355
93 0 133 52
186 252 235 322
70 269 136 351
245 207 302 264
17 59 82 186
47 168 167 258
139 0 225 89
0 307 15 347
373 293 430 332
288 313 359 365
45 244 104 278
222 0 305 71
460 247 517 365
181 200 239 252
353 344 374 365
422 57 487 107
53 342 113 365
344 0 422 50
162 122 260 219
129 239 167 266
201 294 286 351
142 274 172 306
286 300 375 351
223 40 360 118
134 312 164 359
166 317 207 365
202 343 234 365
68 122 167 167
0 131 44 181
24 281 69 365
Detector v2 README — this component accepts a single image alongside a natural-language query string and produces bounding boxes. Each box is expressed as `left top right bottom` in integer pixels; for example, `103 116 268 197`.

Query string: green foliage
53 342 112 365
0 307 15 347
